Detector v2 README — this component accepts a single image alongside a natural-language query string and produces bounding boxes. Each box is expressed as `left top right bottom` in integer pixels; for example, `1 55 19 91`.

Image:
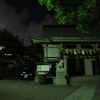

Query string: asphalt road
0 79 80 100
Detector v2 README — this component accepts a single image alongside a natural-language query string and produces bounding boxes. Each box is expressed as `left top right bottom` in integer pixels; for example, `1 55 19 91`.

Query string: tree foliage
0 29 25 56
38 0 100 33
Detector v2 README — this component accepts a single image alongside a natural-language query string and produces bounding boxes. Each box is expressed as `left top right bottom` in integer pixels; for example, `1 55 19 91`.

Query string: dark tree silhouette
0 29 25 57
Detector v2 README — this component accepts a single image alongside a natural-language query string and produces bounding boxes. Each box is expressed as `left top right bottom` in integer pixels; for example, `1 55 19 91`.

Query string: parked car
20 67 34 80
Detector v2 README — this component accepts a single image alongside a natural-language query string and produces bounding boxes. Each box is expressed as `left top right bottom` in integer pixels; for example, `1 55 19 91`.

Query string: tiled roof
31 25 100 43
41 25 100 38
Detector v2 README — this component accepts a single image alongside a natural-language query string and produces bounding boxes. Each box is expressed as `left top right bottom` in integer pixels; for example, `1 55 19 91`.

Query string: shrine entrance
67 57 85 77
66 57 99 76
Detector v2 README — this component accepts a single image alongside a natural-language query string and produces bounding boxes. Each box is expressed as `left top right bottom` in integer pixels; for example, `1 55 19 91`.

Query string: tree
0 29 26 78
0 29 25 56
38 0 100 33
24 44 43 62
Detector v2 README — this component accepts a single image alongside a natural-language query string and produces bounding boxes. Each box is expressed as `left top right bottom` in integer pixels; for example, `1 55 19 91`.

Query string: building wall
44 44 60 60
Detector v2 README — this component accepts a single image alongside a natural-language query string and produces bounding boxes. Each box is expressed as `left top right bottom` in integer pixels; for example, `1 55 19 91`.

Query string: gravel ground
0 79 80 100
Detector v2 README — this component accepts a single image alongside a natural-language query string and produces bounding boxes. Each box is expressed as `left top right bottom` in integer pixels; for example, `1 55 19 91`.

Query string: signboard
37 65 50 71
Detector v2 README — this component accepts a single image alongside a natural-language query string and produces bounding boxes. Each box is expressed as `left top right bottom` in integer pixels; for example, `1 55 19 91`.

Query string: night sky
0 0 54 46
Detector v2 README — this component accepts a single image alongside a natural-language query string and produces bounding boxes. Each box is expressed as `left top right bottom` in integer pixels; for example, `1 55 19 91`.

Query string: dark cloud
0 0 53 46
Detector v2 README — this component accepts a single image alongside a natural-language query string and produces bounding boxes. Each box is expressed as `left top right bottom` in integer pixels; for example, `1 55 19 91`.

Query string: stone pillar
54 68 67 85
84 59 93 75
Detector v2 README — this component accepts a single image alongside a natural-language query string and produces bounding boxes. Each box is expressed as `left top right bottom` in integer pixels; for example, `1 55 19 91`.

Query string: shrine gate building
31 25 100 86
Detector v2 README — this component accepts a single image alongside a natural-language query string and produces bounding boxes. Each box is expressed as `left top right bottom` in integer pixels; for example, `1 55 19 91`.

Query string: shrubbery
0 57 36 79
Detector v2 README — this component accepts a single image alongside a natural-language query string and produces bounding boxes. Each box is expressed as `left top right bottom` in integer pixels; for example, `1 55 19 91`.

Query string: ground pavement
0 79 99 100
64 85 97 100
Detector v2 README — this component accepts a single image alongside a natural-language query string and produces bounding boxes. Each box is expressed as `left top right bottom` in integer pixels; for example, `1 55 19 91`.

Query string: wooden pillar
75 57 78 75
64 56 68 76
84 59 93 75
95 53 100 75
60 51 63 59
